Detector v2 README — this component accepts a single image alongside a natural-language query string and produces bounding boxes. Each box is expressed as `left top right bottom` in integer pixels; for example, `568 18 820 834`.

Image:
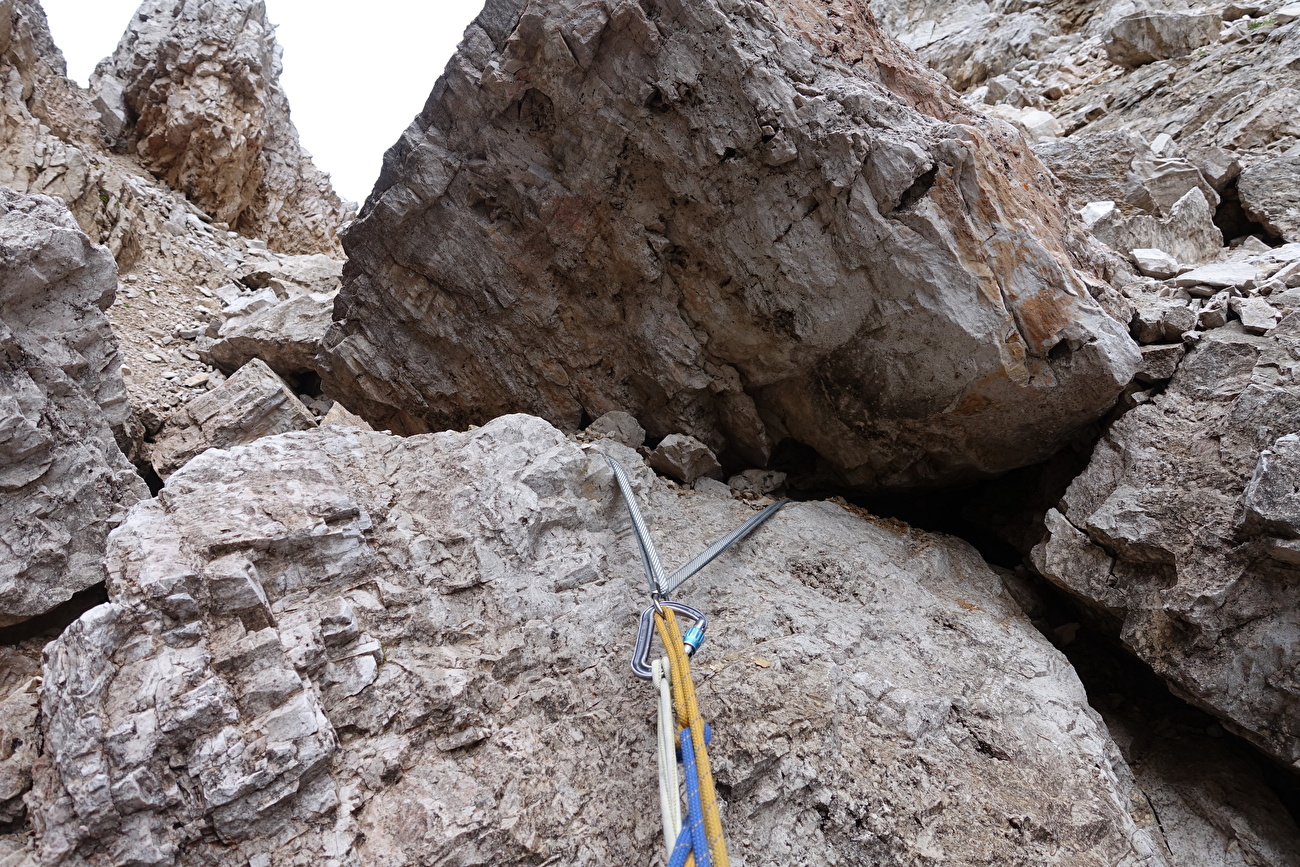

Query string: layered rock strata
875 0 1300 252
1033 313 1300 766
321 0 1139 490
29 415 1174 865
0 189 146 626
149 358 317 478
92 0 348 255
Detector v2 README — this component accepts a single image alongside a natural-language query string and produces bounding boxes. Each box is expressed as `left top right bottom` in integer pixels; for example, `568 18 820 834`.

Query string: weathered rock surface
1238 153 1300 242
1034 131 1223 264
321 0 1140 491
1032 315 1300 766
1091 190 1223 268
209 290 335 380
92 0 348 255
0 189 146 626
0 0 346 425
876 0 1300 167
1104 10 1221 69
0 649 40 826
0 0 108 230
1065 629 1300 867
29 415 1175 865
584 409 645 448
1035 130 1219 218
150 358 317 478
1132 248 1178 279
203 253 343 380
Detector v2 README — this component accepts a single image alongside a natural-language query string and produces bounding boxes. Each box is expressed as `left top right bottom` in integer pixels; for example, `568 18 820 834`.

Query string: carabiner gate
631 601 707 680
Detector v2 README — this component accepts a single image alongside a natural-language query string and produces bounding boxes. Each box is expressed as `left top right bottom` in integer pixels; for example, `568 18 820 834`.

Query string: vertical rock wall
0 188 147 626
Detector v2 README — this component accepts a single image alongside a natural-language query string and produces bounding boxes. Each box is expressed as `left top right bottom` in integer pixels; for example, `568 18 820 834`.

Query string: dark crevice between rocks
137 459 165 496
1024 573 1300 827
0 584 108 647
896 167 938 212
286 369 323 399
780 426 1300 825
1215 176 1282 246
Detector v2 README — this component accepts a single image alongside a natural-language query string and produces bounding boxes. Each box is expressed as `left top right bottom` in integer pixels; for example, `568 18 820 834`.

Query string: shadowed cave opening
0 584 109 647
1215 175 1282 247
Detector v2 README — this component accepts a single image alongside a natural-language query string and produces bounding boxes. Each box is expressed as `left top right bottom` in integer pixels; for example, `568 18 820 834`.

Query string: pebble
184 373 210 388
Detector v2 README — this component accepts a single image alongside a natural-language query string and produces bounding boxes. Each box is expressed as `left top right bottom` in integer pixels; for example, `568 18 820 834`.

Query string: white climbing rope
653 655 683 858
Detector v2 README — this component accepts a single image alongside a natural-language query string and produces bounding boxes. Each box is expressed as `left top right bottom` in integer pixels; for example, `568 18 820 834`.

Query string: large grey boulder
150 358 317 478
1032 315 1300 766
320 0 1139 491
29 415 1173 865
0 189 146 626
1238 154 1300 243
208 254 344 379
209 291 335 380
1104 11 1222 68
91 0 348 255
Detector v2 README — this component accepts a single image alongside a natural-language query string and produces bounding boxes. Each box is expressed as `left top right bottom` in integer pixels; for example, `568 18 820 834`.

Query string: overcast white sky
41 0 483 203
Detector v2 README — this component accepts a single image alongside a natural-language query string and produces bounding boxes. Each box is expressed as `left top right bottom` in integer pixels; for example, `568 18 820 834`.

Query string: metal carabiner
631 601 708 679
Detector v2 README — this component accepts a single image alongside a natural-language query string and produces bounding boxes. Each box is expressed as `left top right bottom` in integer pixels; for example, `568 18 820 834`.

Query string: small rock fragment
1274 4 1300 25
320 402 374 431
1197 294 1230 330
1133 248 1179 279
728 469 788 497
647 435 723 485
1131 297 1196 344
1231 297 1281 334
1080 201 1116 227
586 411 646 449
1239 434 1300 538
692 477 733 498
1172 262 1258 290
1136 343 1187 384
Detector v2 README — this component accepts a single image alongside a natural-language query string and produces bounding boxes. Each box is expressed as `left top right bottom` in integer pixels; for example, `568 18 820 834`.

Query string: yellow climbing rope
655 606 730 867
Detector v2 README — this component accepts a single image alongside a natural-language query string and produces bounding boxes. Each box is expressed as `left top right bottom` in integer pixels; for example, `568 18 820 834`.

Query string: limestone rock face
1090 189 1223 269
0 649 40 825
321 0 1139 491
1032 316 1300 766
92 0 348 255
872 0 1300 255
1238 153 1300 242
150 358 317 478
0 189 146 626
1034 131 1223 265
1035 130 1219 217
30 415 1174 865
0 0 347 425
